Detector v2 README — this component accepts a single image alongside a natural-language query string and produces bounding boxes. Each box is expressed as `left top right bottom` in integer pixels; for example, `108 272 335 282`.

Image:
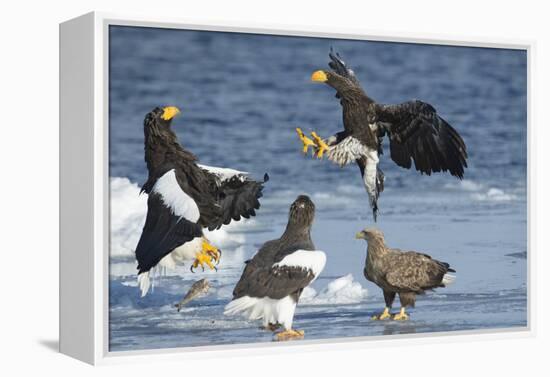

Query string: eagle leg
371 307 392 320
295 128 316 155
260 323 282 332
392 307 409 321
274 329 305 341
310 131 330 159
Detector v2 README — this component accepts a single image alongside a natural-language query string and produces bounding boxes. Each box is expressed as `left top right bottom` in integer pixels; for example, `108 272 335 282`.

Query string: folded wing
232 250 326 300
385 251 454 293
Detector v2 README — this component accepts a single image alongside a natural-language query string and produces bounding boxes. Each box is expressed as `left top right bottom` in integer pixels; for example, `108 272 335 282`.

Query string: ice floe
301 274 368 305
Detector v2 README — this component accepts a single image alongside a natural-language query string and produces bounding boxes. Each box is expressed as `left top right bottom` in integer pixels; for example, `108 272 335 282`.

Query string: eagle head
288 195 316 229
146 106 181 128
355 227 384 241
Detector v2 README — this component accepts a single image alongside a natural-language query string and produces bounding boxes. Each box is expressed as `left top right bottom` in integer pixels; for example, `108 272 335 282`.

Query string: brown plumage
305 50 468 221
355 228 455 320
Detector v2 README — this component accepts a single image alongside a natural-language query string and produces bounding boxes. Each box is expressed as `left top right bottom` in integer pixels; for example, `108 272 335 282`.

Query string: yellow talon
393 307 409 321
310 131 329 159
191 239 220 272
191 252 215 271
371 307 392 320
296 128 316 155
274 329 305 341
202 239 221 263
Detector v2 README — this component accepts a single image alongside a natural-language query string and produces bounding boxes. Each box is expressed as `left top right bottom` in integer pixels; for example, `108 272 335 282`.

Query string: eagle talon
371 307 392 320
274 329 305 341
191 242 218 272
296 128 316 155
393 308 409 321
310 131 329 159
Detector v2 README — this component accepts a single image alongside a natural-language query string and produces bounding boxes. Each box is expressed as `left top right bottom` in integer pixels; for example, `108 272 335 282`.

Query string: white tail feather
138 272 151 297
442 273 456 286
224 295 297 330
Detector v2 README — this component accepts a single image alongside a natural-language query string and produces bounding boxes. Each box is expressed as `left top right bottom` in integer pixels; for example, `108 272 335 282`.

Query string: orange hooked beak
311 70 328 82
161 106 181 121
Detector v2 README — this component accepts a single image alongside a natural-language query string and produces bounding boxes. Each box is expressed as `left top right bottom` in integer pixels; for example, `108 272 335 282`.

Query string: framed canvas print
59 12 532 365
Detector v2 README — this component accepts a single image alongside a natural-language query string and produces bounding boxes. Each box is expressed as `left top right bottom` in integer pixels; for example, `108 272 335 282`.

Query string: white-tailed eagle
355 228 455 320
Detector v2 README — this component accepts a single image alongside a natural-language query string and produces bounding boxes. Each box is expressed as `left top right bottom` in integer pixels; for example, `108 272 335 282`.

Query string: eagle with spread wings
135 106 268 296
296 50 468 220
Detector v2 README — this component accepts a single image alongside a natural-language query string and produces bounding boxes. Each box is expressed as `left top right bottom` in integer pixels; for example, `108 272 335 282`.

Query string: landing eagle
297 50 468 220
135 106 268 297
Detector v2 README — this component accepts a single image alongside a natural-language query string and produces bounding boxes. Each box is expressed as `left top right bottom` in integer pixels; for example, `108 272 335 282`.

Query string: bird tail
371 168 385 221
138 271 151 297
224 296 258 317
442 273 456 286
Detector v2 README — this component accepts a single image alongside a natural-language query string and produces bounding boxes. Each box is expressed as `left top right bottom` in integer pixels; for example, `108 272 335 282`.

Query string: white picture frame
59 11 534 365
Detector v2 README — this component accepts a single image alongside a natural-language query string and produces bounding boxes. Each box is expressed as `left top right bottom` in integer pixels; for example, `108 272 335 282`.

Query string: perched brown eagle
355 228 455 320
224 195 326 341
135 106 268 296
297 50 468 220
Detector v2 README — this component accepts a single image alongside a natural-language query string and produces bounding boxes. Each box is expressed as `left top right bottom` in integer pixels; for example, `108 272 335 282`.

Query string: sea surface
108 26 528 352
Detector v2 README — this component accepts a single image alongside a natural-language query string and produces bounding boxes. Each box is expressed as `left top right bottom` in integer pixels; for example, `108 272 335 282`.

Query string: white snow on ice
301 274 368 305
472 187 517 202
110 177 253 271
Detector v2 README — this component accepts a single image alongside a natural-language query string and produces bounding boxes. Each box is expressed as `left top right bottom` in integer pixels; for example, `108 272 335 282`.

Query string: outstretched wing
232 250 326 300
385 251 454 292
198 165 268 231
375 100 468 178
135 193 202 274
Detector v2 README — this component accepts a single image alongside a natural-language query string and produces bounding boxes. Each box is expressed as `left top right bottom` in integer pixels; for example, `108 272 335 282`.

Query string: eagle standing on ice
297 50 468 220
355 228 455 320
135 106 268 297
224 195 326 341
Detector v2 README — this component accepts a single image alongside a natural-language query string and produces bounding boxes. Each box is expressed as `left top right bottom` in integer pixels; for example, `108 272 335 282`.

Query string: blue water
108 26 527 352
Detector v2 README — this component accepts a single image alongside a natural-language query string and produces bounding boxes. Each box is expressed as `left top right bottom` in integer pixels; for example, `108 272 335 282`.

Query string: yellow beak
161 106 181 121
355 231 365 239
311 70 328 82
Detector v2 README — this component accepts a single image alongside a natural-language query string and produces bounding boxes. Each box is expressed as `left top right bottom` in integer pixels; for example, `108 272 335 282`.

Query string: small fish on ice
175 279 211 311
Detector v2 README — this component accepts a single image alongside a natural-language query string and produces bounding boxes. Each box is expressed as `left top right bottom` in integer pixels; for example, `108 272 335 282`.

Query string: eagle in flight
296 50 468 220
224 195 326 341
135 106 268 297
355 228 455 320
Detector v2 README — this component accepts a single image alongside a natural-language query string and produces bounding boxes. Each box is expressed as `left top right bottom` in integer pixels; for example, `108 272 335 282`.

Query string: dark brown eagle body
311 50 468 220
225 195 327 338
357 228 455 310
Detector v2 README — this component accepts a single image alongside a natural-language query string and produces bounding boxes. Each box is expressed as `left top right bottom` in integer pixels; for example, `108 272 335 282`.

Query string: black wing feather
376 100 468 178
135 193 202 273
202 173 268 231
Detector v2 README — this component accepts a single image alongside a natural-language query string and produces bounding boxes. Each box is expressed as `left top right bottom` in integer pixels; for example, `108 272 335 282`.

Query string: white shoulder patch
198 164 247 182
273 250 327 277
152 169 200 222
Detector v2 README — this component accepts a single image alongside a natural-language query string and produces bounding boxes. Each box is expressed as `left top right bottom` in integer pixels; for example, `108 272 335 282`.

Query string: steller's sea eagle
355 228 455 320
296 50 468 220
135 106 268 297
224 195 326 341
